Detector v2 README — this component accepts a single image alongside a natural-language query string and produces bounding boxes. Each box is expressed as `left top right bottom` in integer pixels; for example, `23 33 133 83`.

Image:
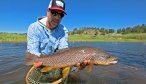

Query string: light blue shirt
27 17 68 56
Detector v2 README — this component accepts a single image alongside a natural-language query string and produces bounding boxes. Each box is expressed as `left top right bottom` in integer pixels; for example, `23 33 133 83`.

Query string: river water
0 42 146 84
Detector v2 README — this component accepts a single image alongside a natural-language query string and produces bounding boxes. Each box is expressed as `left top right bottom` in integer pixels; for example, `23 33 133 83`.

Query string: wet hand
33 62 43 67
75 60 91 70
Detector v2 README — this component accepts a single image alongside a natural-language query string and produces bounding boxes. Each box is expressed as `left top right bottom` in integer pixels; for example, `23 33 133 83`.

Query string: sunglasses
50 10 64 18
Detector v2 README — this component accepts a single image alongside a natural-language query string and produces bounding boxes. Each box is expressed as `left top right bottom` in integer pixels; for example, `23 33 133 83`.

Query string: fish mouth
109 60 118 64
95 59 118 65
109 58 118 64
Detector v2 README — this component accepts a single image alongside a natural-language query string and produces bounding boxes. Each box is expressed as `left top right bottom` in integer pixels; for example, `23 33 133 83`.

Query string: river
0 42 146 84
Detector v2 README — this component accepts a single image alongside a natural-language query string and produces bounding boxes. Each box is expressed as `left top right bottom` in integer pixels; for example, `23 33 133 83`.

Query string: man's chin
51 23 58 29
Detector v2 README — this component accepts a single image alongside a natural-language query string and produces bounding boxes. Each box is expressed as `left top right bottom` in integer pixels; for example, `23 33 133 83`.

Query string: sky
0 0 146 33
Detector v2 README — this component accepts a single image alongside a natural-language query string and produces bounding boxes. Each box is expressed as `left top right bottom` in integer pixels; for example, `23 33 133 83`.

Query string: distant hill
69 24 146 36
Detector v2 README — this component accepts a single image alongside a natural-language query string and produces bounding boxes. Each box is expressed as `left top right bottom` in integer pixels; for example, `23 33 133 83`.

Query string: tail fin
25 52 36 66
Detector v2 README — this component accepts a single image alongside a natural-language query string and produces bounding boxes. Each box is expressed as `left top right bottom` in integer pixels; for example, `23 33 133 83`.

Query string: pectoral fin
41 66 52 72
69 71 81 81
87 62 94 72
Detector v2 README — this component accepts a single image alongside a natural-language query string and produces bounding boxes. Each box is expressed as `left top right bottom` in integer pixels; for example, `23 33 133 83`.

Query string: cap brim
49 7 67 15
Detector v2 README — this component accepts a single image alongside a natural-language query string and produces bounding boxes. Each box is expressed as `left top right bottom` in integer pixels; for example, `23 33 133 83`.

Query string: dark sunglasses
50 10 64 18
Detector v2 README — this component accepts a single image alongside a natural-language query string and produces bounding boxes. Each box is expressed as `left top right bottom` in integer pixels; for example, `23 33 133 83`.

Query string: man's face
47 10 64 29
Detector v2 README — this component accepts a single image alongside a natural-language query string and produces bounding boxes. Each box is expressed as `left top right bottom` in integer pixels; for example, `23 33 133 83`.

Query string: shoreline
0 33 146 42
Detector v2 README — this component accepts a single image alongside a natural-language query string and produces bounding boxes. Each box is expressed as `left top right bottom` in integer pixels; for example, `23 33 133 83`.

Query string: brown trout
26 47 118 69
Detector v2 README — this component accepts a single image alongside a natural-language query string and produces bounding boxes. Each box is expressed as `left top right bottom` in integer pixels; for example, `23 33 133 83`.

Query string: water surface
0 42 146 84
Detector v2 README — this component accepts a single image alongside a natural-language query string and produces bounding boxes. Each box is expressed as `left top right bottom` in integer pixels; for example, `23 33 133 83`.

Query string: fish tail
25 52 36 66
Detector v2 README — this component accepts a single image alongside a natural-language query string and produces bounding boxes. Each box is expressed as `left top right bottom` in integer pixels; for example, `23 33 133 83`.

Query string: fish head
93 49 118 65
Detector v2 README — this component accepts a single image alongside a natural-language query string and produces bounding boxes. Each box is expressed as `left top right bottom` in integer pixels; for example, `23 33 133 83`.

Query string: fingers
33 62 43 67
75 63 81 67
75 59 91 67
83 60 91 65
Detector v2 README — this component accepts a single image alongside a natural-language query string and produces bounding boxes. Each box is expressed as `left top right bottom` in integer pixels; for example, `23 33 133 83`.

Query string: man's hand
33 62 43 67
75 60 91 70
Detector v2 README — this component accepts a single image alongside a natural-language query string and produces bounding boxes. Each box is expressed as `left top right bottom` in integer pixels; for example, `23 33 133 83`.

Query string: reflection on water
0 42 146 84
80 64 146 84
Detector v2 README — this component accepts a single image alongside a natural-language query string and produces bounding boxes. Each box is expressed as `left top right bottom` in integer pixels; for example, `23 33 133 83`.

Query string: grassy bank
0 33 27 42
69 33 146 42
0 33 146 42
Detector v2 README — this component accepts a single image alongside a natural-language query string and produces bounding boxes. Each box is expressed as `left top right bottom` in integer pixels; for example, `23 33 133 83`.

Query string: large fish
26 47 118 69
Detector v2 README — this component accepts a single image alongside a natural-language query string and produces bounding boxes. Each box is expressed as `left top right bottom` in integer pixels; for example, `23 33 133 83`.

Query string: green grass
0 33 27 42
0 33 146 42
68 33 146 42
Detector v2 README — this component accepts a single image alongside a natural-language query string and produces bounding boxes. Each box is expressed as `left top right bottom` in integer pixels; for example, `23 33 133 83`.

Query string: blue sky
0 0 146 33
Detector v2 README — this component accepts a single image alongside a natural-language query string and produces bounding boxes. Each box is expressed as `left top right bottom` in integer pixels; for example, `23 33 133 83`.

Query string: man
27 0 90 83
27 0 68 57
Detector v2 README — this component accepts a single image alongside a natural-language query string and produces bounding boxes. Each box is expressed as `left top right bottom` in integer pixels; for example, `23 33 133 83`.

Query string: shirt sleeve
58 26 68 49
27 23 41 56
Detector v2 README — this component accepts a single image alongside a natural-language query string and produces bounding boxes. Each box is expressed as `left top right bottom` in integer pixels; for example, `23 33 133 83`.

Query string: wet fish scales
26 47 118 68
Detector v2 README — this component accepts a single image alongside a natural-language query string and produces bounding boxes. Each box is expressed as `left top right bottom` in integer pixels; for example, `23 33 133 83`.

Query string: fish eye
99 55 110 60
106 55 110 58
99 56 107 60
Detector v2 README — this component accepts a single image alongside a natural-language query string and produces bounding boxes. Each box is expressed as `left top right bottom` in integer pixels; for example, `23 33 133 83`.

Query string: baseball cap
48 0 66 14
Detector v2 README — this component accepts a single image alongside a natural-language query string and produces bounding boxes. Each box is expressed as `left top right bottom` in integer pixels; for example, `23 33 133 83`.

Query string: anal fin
62 67 71 79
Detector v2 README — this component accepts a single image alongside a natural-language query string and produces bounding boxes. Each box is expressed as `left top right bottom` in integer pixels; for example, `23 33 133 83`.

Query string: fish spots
80 49 85 53
91 53 96 56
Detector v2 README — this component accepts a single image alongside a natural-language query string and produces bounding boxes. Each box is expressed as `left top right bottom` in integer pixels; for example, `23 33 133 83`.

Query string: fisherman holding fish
26 0 90 83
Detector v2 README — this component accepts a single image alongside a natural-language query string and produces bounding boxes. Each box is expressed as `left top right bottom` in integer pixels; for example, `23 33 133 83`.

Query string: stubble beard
47 19 57 30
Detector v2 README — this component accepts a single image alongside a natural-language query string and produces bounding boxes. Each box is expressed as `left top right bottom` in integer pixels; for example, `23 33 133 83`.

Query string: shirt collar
38 17 51 33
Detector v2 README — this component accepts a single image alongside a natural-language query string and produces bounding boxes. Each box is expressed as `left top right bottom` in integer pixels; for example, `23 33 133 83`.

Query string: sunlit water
0 42 146 84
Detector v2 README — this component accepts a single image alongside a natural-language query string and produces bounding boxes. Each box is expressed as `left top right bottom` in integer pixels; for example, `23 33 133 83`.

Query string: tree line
69 24 146 35
117 24 146 34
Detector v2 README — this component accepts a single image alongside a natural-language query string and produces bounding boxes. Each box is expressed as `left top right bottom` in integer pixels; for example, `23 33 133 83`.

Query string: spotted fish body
26 47 118 68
